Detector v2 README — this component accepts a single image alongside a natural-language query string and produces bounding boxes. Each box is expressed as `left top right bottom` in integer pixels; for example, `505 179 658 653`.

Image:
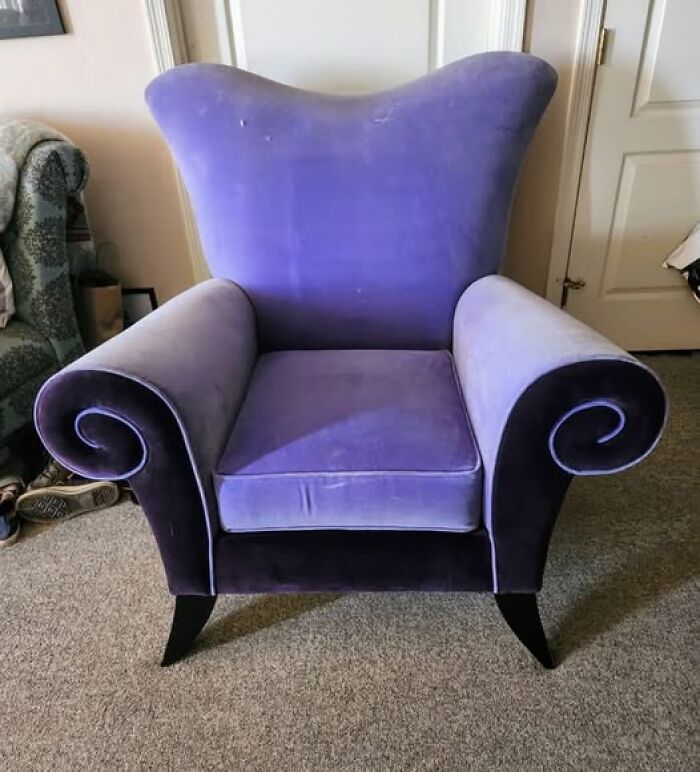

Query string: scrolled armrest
453 275 666 592
35 278 257 594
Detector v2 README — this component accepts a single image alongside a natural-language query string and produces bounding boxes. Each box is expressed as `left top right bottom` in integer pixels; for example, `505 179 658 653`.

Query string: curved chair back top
147 53 556 350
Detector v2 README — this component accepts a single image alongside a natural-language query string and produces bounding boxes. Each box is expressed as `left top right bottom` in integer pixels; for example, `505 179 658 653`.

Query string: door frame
144 0 209 283
145 0 528 284
545 0 607 305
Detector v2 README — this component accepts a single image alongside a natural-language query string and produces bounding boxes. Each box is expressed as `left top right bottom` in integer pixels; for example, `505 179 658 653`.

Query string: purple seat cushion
214 349 482 532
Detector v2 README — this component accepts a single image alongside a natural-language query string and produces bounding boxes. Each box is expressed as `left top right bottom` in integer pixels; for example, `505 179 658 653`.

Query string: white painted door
565 0 700 350
223 0 501 93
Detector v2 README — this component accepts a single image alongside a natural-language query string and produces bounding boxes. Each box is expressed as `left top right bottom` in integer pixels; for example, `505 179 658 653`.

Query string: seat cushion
214 349 482 532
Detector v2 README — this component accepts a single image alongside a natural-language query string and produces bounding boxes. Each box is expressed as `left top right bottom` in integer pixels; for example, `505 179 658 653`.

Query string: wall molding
227 0 247 68
145 0 185 70
144 0 210 283
428 0 447 70
545 0 607 304
213 0 236 66
488 0 527 52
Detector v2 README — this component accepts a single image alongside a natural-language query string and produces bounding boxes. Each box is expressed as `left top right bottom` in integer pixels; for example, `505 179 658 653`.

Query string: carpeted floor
1 354 697 770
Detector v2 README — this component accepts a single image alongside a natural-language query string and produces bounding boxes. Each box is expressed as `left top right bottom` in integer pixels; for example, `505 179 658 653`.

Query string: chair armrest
3 141 88 363
35 278 257 594
453 275 666 592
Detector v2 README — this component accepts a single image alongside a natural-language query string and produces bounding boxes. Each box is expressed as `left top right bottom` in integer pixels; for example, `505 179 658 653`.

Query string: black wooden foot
495 593 555 669
161 594 217 667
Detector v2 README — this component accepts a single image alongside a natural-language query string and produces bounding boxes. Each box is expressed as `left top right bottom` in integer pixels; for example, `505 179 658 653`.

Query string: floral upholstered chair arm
2 140 88 365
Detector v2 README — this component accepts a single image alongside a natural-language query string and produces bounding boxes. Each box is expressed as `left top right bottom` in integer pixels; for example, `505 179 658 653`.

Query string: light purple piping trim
483 356 669 593
34 367 217 595
74 407 148 479
222 524 479 533
548 399 626 476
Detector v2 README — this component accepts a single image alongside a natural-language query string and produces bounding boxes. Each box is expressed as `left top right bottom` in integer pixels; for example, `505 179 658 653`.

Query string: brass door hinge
562 277 586 306
596 27 611 66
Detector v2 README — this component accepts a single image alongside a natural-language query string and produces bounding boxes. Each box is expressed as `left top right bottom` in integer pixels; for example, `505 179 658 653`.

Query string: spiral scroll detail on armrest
488 358 666 592
73 407 149 479
35 367 218 595
35 369 184 483
547 393 663 477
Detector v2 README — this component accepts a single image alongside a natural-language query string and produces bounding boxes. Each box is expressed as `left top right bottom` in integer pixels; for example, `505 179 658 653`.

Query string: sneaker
17 481 120 523
26 457 74 491
0 474 24 518
0 515 20 547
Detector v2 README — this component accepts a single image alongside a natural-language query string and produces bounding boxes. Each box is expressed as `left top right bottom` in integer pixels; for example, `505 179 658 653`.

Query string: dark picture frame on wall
0 0 64 40
122 287 158 328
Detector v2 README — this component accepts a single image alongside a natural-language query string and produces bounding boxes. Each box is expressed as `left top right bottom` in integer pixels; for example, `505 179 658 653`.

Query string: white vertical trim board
227 1 247 69
545 0 607 304
145 0 187 70
488 0 527 52
428 0 447 71
213 0 236 65
144 0 210 283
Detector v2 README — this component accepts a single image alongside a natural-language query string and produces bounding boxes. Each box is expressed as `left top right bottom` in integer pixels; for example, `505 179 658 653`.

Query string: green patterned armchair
0 140 91 446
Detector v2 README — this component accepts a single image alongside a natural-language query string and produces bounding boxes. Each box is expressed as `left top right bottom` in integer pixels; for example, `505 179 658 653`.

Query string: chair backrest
147 53 556 351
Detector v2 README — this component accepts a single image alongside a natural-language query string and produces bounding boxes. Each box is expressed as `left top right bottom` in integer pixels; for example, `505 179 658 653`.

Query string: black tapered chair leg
161 594 217 667
494 593 555 669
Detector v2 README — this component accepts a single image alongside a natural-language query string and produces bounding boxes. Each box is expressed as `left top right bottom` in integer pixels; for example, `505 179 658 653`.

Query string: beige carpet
1 354 698 770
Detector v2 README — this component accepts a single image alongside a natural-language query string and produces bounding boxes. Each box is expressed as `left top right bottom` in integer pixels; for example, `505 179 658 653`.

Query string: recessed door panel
231 0 493 93
633 0 700 114
566 0 700 349
603 151 700 295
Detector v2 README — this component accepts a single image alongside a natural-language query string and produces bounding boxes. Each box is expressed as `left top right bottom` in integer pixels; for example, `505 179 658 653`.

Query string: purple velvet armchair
34 53 666 668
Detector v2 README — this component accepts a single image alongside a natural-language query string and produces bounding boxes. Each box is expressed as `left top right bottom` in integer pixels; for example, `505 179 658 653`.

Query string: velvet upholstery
33 53 667 607
35 279 256 594
145 53 557 350
214 529 494 594
215 349 482 532
453 276 667 591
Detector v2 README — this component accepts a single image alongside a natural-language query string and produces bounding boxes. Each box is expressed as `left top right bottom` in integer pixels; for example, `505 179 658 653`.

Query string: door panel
230 0 492 93
603 151 700 294
236 0 431 92
566 0 700 350
633 0 700 113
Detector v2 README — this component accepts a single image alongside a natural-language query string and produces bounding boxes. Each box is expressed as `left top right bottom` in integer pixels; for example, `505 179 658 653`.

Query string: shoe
17 481 120 523
0 474 24 518
0 515 20 547
26 457 74 491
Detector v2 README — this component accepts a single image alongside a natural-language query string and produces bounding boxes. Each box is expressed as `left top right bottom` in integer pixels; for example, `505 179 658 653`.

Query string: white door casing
563 0 700 350
145 0 209 283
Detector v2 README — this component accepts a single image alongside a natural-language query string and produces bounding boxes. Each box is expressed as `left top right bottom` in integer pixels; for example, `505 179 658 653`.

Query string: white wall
504 0 582 294
0 0 195 303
